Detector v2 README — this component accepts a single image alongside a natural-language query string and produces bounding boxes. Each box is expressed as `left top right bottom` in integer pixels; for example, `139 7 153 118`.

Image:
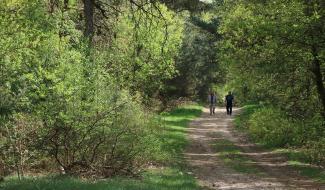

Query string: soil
184 107 325 190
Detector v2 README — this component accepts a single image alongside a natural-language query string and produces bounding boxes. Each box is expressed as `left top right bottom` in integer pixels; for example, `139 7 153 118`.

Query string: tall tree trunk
49 0 59 13
311 46 325 118
83 0 95 41
64 0 69 10
304 0 325 118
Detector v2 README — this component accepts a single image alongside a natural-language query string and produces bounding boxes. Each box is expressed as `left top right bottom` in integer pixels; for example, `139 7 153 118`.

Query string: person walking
208 92 217 115
225 91 234 115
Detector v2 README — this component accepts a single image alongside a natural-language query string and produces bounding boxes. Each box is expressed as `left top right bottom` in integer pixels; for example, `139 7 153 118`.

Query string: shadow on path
184 107 325 190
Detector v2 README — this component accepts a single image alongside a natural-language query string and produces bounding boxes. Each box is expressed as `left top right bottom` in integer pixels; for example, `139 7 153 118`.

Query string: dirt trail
184 107 325 190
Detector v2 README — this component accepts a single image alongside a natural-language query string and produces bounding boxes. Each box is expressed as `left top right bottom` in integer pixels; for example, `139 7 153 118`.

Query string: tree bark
49 0 59 13
311 46 325 118
83 0 95 41
303 0 325 118
64 0 69 10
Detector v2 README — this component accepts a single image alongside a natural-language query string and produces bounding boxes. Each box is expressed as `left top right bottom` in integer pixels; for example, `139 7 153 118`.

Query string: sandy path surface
184 107 325 190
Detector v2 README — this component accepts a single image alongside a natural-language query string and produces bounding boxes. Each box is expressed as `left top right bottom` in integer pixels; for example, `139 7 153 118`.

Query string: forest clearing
1 0 324 189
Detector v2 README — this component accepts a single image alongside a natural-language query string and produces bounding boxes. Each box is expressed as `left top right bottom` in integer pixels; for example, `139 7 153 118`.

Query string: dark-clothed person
225 92 234 115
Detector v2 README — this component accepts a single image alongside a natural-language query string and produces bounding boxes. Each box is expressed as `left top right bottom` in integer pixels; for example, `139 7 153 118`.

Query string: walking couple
208 91 234 116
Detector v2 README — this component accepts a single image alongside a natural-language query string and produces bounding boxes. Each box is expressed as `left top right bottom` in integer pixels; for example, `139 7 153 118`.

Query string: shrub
0 114 41 179
37 88 163 177
234 105 260 129
0 82 163 178
303 138 325 167
240 106 325 166
292 114 325 146
248 107 295 147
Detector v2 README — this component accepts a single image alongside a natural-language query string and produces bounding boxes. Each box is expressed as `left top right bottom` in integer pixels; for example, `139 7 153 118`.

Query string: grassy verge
234 105 325 183
160 105 203 164
1 104 203 190
272 149 325 183
234 105 260 131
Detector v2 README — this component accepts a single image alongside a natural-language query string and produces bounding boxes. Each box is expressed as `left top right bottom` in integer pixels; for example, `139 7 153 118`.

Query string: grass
1 169 199 190
1 104 203 190
213 139 264 175
287 161 325 183
234 105 325 183
234 104 260 131
272 149 325 183
160 105 203 164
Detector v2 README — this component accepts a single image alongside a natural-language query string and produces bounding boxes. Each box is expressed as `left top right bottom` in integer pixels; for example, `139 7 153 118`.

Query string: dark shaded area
162 21 225 101
160 0 212 13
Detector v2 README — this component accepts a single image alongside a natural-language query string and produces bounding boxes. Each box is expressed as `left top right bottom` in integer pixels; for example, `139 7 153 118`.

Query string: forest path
184 107 325 190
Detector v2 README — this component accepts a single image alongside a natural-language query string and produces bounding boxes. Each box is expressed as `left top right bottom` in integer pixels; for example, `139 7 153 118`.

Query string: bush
0 79 163 178
248 107 295 147
0 114 41 179
234 105 260 129
292 114 325 146
36 87 163 177
303 138 325 167
239 106 325 166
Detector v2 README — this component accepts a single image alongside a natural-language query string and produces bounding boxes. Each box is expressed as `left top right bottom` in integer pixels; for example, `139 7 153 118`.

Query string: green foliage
99 4 184 101
219 0 325 168
2 0 324 186
240 106 324 148
236 105 325 167
1 105 203 190
287 161 325 183
0 0 185 178
1 168 201 190
218 0 325 118
235 104 325 181
160 105 203 163
248 107 294 147
0 0 87 177
234 105 260 130
164 18 225 100
303 138 325 166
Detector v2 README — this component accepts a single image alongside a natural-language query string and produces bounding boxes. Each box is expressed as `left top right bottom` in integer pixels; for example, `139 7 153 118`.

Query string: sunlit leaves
218 0 324 117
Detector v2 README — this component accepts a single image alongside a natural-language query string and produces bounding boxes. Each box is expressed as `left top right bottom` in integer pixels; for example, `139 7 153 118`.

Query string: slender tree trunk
83 0 95 41
16 164 21 180
49 0 59 13
303 0 325 118
311 46 325 118
19 140 24 179
64 0 69 10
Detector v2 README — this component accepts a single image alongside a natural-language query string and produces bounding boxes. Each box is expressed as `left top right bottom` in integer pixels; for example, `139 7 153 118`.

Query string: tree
219 0 325 118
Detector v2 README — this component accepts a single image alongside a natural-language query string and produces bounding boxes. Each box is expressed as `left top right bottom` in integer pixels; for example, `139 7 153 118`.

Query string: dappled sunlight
1 0 323 189
184 107 325 189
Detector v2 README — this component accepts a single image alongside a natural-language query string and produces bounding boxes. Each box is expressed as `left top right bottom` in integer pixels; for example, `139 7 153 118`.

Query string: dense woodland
0 0 324 183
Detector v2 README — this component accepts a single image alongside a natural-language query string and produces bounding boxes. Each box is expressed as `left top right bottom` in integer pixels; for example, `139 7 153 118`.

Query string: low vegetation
235 105 325 182
1 105 203 190
1 0 324 189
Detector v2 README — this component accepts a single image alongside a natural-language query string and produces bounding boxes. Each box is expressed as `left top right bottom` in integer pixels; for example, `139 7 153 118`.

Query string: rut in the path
184 107 325 190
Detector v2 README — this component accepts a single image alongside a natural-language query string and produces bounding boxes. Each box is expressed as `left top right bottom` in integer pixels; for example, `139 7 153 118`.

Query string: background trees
163 19 224 100
219 0 324 118
218 0 325 165
1 0 324 180
0 0 183 177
